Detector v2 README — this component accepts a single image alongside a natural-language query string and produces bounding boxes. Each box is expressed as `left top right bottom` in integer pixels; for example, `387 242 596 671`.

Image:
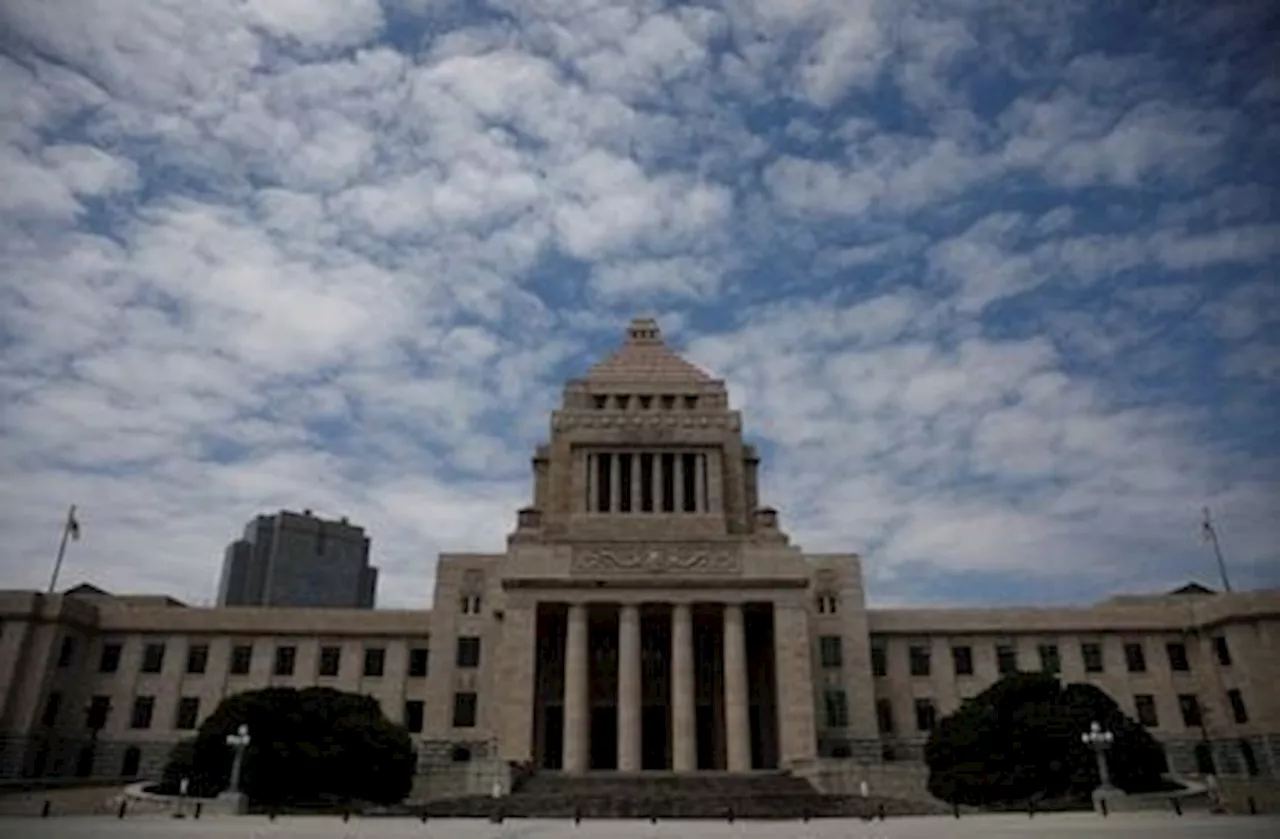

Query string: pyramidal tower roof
584 317 714 383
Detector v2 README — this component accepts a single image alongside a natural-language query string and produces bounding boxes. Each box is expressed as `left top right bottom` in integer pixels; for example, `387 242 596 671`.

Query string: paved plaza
0 814 1278 839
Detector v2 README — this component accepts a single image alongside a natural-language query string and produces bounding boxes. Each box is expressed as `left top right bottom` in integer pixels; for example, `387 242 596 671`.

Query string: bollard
1248 796 1257 815
194 802 202 819
118 799 127 819
802 808 810 823
649 813 657 824
41 800 51 818
269 810 277 822
420 811 428 823
726 806 734 824
1029 800 1036 818
878 802 886 821
574 805 581 825
1100 798 1108 818
953 802 960 819
1172 797 1182 816
343 810 350 822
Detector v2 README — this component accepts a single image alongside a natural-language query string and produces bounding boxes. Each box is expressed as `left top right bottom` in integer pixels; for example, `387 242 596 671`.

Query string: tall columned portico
532 599 785 773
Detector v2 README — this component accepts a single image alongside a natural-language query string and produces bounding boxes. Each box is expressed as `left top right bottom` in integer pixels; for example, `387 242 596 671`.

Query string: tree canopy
924 672 1170 807
162 686 416 805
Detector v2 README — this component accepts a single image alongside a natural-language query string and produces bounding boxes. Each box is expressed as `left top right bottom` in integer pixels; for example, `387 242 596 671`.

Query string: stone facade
0 318 1277 799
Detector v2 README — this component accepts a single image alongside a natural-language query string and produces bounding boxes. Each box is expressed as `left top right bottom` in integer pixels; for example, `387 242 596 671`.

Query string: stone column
694 454 706 513
609 453 621 513
650 452 662 513
563 603 589 773
586 454 596 513
617 604 641 771
671 603 696 771
674 452 685 513
630 454 642 515
723 603 752 771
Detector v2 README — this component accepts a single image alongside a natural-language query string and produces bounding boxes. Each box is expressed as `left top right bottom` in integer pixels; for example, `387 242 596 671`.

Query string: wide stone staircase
422 771 945 820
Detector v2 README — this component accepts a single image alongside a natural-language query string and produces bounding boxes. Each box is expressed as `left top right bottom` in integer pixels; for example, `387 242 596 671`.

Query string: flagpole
47 504 77 594
1202 507 1233 593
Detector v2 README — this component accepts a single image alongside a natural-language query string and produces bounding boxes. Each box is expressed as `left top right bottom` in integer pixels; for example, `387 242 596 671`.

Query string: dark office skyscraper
216 510 377 608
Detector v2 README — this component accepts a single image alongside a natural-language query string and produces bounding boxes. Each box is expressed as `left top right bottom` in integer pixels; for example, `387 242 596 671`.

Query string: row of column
561 603 752 773
586 452 708 514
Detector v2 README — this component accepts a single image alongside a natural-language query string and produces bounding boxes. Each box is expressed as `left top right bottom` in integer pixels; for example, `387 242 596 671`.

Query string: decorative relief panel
552 414 741 433
572 543 741 575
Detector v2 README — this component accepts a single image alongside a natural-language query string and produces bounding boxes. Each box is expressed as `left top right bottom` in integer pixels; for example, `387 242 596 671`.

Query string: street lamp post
1081 721 1117 792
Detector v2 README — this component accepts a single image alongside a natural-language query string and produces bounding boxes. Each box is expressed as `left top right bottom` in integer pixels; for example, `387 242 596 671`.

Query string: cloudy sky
2 0 1277 609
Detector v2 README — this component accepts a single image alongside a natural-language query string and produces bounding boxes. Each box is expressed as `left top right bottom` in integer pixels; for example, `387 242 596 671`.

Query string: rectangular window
660 452 676 512
131 696 155 729
1081 642 1104 673
1038 643 1061 674
1240 739 1259 777
1213 636 1232 666
186 644 209 675
951 645 973 676
914 698 937 731
639 453 655 512
87 695 110 730
1135 694 1158 727
41 692 61 727
452 692 477 728
824 689 849 728
996 644 1018 675
318 646 341 677
1124 642 1147 673
618 452 633 512
404 700 425 733
273 645 296 676
364 647 386 677
456 636 481 669
681 452 698 512
876 698 895 734
819 636 843 668
1227 689 1249 724
1166 642 1190 672
99 642 122 674
409 648 429 678
871 646 887 677
596 454 612 512
141 642 166 674
57 636 75 668
1178 694 1203 728
175 697 200 730
909 645 931 677
230 644 253 675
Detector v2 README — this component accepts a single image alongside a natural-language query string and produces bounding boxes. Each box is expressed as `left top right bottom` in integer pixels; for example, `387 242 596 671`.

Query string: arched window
121 747 141 778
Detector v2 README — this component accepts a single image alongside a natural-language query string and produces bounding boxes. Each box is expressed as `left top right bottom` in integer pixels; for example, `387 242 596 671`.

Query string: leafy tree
162 686 416 805
925 672 1169 807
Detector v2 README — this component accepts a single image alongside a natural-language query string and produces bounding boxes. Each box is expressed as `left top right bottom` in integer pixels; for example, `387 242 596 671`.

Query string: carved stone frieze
553 413 736 433
572 544 742 575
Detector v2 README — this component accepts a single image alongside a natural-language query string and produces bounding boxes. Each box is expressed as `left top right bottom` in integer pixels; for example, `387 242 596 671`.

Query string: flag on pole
1201 508 1214 544
67 506 81 541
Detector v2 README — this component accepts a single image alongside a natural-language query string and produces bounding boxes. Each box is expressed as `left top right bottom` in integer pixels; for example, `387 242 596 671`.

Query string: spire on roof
584 317 714 383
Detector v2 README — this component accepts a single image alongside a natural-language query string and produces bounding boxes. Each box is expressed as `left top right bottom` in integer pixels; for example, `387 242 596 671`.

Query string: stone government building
1 319 1277 802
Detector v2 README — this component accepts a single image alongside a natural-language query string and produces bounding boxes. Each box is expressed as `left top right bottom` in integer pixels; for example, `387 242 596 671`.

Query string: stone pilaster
671 603 696 771
617 604 641 771
496 604 537 762
563 603 589 773
773 601 817 768
723 603 751 771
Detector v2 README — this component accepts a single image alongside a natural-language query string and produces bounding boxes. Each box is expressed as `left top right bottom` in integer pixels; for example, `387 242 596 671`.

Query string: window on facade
871 646 887 677
914 698 937 731
824 689 849 728
819 636 843 668
274 645 297 676
951 645 973 676
881 743 897 762
1038 643 1061 674
230 644 253 675
175 697 200 730
186 644 209 675
661 395 675 410
456 636 481 669
316 646 340 677
1227 689 1249 724
1134 694 1158 727
1081 642 1104 673
452 692 477 727
660 452 676 512
1213 636 1232 667
592 395 607 410
876 699 895 734
1166 642 1190 672
909 645 931 677
130 696 155 729
681 453 697 512
141 642 166 674
41 692 61 727
87 695 110 730
460 594 483 615
996 644 1018 674
684 395 698 410
638 395 652 410
1240 739 1259 776
816 595 838 614
403 700 424 733
363 647 386 677
451 746 472 763
1178 694 1203 728
57 636 76 668
409 648 429 678
121 747 141 778
615 394 630 410
1124 642 1147 673
99 642 122 674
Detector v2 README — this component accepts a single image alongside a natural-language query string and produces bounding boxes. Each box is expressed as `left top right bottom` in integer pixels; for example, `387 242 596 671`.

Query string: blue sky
1 0 1277 608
